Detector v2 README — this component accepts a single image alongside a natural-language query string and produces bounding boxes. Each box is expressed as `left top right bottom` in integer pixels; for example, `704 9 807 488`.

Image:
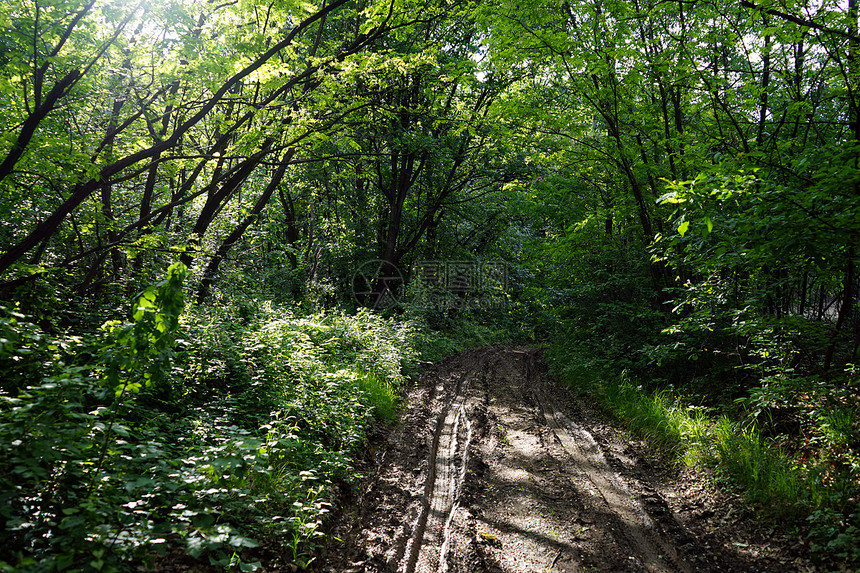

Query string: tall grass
710 417 805 511
354 369 398 424
551 358 814 515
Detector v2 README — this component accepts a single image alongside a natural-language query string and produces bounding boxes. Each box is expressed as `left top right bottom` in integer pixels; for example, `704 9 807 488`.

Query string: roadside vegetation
0 268 430 571
0 262 521 572
541 240 860 569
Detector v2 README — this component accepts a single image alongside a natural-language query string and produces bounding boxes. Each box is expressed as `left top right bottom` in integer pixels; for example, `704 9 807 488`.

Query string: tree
0 0 396 299
260 0 519 299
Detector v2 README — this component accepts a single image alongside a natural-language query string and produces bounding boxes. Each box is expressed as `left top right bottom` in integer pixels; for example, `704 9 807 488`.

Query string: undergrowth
545 347 860 569
0 265 428 572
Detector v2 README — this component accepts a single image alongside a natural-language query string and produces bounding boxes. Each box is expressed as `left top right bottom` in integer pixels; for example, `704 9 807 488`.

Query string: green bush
0 275 427 571
0 262 190 572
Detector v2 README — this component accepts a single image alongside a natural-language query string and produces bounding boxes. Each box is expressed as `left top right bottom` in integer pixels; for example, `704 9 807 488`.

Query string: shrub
0 274 426 571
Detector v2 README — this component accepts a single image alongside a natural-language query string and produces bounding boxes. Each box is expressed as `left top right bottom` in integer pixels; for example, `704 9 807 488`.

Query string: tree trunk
179 144 272 269
196 151 294 302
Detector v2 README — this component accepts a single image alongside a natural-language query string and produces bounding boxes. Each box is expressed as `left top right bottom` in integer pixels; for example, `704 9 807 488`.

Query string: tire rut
403 390 471 573
318 346 775 573
531 384 691 573
401 351 491 573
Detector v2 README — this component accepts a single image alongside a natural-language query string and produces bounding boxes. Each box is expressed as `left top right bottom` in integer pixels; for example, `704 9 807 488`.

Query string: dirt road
319 347 813 572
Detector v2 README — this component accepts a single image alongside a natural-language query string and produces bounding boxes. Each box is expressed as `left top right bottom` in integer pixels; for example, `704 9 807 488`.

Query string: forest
0 0 858 570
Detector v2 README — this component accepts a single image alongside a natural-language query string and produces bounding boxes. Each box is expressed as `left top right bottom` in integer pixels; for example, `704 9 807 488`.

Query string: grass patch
545 346 858 569
710 417 805 510
354 369 398 424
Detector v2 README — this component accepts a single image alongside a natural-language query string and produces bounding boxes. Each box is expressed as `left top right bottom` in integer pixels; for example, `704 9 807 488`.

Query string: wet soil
316 347 818 573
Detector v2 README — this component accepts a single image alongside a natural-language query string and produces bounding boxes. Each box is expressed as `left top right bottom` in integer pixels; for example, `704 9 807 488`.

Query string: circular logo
351 259 404 310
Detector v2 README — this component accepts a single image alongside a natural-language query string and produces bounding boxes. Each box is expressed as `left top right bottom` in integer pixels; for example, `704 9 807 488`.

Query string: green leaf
677 221 690 237
187 537 206 559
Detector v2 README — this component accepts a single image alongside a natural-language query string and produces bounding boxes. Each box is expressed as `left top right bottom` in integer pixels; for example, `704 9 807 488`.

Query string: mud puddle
318 347 816 573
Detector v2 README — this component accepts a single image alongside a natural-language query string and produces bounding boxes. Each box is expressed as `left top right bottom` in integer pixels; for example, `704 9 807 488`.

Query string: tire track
531 383 691 573
400 358 480 573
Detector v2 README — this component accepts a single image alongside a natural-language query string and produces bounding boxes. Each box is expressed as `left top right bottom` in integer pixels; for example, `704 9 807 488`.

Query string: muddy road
318 347 812 573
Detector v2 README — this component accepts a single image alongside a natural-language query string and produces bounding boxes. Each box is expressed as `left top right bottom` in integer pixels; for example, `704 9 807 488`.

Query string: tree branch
740 0 860 44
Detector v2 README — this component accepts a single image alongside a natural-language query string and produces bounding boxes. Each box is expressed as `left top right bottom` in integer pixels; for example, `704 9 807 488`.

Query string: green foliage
0 266 430 571
547 347 860 569
244 307 419 461
101 261 188 395
175 303 431 567
0 262 189 572
535 232 666 373
165 301 427 567
807 508 860 566
2 0 860 569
